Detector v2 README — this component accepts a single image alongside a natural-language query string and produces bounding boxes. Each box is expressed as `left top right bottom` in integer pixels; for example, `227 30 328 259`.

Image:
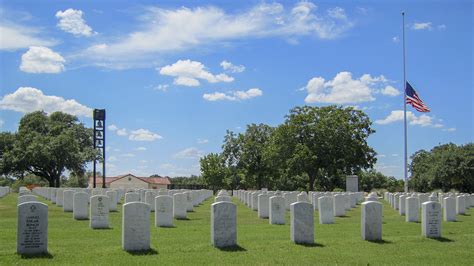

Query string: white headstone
184 191 194 212
456 195 465 215
399 195 407 216
269 195 285 225
56 188 64 207
125 192 140 203
211 201 237 248
173 193 187 219
443 197 456 222
258 193 270 219
122 202 151 251
90 195 109 229
361 201 382 241
296 192 310 203
73 192 89 220
17 195 38 205
17 202 48 255
290 201 314 244
63 190 75 212
145 191 156 212
422 201 441 238
106 191 118 212
405 196 419 222
318 196 334 224
155 195 173 227
334 194 346 217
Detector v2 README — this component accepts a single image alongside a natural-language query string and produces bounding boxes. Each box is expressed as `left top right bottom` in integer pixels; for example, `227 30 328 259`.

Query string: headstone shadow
217 244 246 252
432 237 454 242
126 248 159 256
367 239 393 245
295 242 325 248
19 252 53 259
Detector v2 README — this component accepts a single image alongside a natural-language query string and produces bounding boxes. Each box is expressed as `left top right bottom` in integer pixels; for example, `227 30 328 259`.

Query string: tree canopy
409 143 474 193
200 105 377 191
0 111 96 187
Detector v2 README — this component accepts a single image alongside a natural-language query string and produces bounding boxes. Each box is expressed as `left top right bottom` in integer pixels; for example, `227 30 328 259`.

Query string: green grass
0 193 473 265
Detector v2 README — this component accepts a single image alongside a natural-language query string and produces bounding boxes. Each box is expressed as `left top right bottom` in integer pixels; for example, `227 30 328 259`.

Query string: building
88 173 171 190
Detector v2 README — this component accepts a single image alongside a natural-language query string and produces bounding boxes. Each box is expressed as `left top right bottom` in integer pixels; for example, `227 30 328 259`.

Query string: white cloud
116 128 128 136
121 153 136 158
411 22 432 30
197 138 209 144
81 3 354 68
136 147 147 151
0 119 4 128
153 84 169 92
129 128 163 141
108 124 128 136
380 85 400 96
0 87 92 117
20 46 65 74
159 59 234 87
56 8 95 37
203 88 263 101
377 154 386 158
392 36 399 43
437 24 447 30
107 156 118 162
108 124 118 131
443 127 456 132
220 60 245 73
0 21 57 51
392 154 399 157
304 72 392 104
375 110 443 128
174 147 204 159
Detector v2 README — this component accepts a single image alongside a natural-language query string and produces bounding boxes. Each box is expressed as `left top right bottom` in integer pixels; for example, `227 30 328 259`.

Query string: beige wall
148 184 168 189
109 175 148 189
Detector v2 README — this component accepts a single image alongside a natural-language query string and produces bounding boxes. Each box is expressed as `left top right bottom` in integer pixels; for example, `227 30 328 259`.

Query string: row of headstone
20 186 213 254
384 191 473 223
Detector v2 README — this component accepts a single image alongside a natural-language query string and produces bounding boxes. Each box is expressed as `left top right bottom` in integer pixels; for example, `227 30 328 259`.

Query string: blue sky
0 1 472 179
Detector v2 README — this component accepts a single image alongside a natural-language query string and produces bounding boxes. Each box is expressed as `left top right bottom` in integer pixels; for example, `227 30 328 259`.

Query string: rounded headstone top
297 191 309 202
217 190 229 197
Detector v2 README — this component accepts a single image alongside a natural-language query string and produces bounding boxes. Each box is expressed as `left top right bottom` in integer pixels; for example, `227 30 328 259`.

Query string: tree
200 153 227 191
64 172 89 188
0 111 96 187
410 143 474 192
239 123 274 189
221 130 243 189
265 106 376 191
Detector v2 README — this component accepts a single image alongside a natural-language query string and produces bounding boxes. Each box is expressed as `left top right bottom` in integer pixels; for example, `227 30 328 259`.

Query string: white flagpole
402 11 408 193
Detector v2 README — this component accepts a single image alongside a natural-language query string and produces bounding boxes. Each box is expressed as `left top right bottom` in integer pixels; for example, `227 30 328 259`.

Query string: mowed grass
0 193 473 265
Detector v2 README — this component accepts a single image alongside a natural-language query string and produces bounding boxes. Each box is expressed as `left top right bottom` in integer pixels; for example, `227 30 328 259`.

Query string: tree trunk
309 174 315 191
54 176 61 188
48 179 55 187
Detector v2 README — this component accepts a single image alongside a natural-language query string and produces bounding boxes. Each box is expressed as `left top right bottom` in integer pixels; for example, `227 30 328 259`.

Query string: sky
0 0 472 179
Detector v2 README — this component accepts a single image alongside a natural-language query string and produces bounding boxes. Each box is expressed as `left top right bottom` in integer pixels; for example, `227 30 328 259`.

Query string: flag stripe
405 82 430 113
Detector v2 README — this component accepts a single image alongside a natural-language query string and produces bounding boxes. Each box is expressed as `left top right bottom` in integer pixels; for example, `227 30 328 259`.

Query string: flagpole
402 11 408 193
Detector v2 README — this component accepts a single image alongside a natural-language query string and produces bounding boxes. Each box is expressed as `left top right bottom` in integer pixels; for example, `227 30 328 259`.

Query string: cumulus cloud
375 110 444 128
153 84 169 92
159 59 234 87
304 72 393 104
174 147 204 159
0 87 92 117
129 128 163 141
136 147 147 151
20 46 65 73
0 119 4 128
203 88 263 101
220 60 245 73
56 8 95 37
81 2 354 68
411 22 432 30
0 21 57 51
380 85 400 96
443 127 456 132
108 124 128 136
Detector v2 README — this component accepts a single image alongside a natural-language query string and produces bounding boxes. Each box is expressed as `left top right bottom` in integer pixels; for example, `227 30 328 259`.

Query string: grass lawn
0 193 473 265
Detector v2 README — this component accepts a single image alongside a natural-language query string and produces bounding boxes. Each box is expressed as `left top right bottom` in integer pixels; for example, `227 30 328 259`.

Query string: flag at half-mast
406 81 430 112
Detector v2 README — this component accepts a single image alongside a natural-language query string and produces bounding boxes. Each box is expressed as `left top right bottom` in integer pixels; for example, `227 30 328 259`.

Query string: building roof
89 173 171 185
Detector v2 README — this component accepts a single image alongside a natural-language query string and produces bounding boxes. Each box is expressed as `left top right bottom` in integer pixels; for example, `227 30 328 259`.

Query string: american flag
406 81 430 112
